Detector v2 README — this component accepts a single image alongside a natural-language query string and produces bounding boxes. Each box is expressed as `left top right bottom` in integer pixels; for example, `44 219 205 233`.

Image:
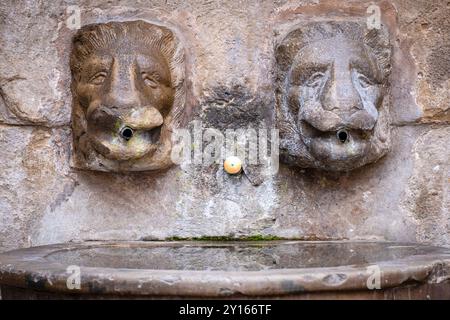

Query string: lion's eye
352 69 376 89
306 72 326 88
357 74 374 88
142 73 159 88
89 72 107 85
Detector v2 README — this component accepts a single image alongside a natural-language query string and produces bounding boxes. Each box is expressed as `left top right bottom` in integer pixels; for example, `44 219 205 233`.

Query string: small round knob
224 156 242 175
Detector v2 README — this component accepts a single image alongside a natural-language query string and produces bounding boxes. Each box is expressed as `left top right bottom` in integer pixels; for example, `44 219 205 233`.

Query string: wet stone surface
1 241 450 299
44 241 450 271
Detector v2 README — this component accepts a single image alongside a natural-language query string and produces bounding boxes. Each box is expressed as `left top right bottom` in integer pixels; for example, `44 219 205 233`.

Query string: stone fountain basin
1 241 450 299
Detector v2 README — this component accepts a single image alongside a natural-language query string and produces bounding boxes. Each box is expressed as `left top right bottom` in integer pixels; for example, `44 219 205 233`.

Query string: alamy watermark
367 4 381 30
171 120 280 173
366 265 382 290
66 265 81 290
66 5 81 30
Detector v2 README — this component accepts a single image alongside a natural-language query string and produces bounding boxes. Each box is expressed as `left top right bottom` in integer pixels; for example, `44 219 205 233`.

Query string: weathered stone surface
31 126 444 247
0 1 70 126
0 125 72 250
394 0 450 124
0 0 448 253
1 241 450 299
401 126 450 244
267 126 424 242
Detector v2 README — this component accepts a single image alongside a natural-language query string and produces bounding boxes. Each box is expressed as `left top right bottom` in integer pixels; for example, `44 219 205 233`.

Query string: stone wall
0 0 448 251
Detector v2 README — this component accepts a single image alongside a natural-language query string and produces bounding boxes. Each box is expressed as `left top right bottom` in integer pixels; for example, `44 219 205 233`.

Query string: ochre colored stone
70 21 186 172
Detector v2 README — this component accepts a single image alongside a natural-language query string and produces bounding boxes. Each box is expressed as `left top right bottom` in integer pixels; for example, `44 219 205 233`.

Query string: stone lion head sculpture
276 21 392 171
70 20 185 172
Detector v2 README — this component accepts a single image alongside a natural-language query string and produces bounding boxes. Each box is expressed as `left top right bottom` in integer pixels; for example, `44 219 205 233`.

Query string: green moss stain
165 235 286 241
160 234 345 242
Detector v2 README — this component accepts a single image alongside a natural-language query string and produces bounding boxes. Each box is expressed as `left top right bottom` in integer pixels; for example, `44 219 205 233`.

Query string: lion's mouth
299 120 372 162
118 125 161 144
299 120 372 143
88 124 163 161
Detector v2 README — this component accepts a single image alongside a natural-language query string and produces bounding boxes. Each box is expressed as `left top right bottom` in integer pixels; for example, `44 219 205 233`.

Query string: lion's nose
322 70 363 115
323 88 362 116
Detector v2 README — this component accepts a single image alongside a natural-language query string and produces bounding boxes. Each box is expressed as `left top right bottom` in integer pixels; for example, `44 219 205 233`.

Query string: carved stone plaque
70 20 185 171
276 21 392 171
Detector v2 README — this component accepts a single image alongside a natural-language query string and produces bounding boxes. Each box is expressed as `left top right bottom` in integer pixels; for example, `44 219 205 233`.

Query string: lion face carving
276 21 392 171
70 20 185 172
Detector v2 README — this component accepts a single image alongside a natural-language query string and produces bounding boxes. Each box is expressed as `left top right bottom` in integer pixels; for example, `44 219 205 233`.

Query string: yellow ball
224 156 242 174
